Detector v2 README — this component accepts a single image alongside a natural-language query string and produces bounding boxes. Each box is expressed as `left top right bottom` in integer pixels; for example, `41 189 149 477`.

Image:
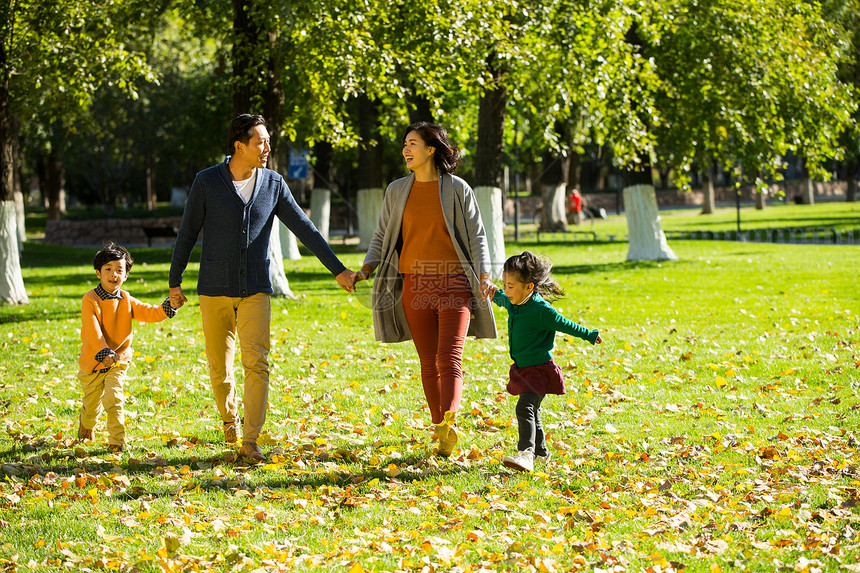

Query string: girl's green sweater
492 290 599 367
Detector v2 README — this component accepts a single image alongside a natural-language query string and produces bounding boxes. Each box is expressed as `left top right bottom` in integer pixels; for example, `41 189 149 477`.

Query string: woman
354 122 496 456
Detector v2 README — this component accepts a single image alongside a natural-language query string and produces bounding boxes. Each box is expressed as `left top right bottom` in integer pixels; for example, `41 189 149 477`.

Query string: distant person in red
568 188 582 225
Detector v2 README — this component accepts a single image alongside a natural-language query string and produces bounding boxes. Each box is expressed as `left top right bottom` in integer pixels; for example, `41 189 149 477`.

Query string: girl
488 251 602 471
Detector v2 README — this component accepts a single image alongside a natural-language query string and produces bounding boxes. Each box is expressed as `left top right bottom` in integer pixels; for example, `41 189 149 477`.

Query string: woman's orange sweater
399 179 463 274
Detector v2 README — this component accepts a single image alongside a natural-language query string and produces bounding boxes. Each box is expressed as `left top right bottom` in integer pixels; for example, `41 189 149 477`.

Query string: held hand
480 278 497 300
336 269 357 293
352 269 369 287
595 334 603 344
102 354 116 367
169 286 187 308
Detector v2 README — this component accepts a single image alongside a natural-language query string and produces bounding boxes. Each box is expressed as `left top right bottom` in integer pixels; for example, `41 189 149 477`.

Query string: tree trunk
13 189 23 252
799 158 815 205
232 0 261 117
45 148 66 221
701 162 716 215
357 94 384 190
12 125 23 251
566 150 581 193
755 188 767 210
801 176 815 205
268 228 295 299
357 188 384 249
407 93 433 124
311 140 334 190
356 95 385 250
540 182 568 232
623 184 677 262
279 221 301 261
0 66 27 303
473 54 507 274
846 157 857 203
658 165 670 190
310 188 330 241
145 156 155 211
624 153 676 261
538 125 569 232
232 0 293 296
474 54 506 190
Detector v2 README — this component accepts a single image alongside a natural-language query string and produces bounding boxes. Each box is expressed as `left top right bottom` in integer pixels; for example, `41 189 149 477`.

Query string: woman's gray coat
362 172 497 343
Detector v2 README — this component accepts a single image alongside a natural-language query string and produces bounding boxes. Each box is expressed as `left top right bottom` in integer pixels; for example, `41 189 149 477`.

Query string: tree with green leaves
0 0 157 304
823 0 860 203
650 0 854 212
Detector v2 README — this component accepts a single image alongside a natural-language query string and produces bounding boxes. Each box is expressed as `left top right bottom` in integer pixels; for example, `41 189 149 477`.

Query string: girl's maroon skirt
507 360 565 395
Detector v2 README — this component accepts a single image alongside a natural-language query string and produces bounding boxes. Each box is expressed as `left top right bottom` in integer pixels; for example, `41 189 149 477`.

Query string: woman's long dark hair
403 122 461 174
503 251 565 301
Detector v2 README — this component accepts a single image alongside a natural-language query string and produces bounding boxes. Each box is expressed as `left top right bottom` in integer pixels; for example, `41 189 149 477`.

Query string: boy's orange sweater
78 289 170 374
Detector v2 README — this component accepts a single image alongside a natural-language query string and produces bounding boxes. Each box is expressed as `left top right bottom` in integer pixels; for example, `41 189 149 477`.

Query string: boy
77 241 179 452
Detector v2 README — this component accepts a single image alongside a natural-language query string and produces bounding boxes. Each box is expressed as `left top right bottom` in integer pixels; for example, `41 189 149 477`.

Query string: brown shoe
77 420 94 441
108 444 124 453
224 421 238 444
238 442 265 464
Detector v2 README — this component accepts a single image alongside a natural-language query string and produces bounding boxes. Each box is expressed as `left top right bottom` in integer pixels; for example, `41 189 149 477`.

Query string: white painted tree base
623 184 678 262
0 201 28 304
357 188 384 250
269 227 295 299
474 186 505 278
278 221 302 261
310 188 331 242
539 183 568 232
14 191 25 253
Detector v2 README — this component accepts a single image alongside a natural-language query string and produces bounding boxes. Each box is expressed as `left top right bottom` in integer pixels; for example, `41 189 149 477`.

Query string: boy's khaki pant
78 361 129 446
199 293 270 444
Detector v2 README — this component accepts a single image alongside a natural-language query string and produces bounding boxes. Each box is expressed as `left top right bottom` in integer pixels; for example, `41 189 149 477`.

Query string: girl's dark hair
93 241 133 272
227 114 267 155
503 251 565 300
403 122 461 174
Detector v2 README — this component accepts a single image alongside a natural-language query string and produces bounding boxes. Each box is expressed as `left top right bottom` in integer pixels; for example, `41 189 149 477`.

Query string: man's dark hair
93 241 133 272
227 114 267 155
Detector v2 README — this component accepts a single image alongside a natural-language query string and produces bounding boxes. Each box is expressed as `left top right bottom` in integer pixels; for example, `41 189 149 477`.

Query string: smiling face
234 124 271 170
402 130 435 176
502 271 534 306
96 258 128 295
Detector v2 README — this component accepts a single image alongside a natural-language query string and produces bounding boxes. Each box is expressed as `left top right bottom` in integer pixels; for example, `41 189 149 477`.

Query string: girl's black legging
516 392 548 456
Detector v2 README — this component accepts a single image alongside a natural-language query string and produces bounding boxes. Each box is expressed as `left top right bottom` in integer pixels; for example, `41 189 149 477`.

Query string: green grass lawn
525 200 860 242
1 219 859 571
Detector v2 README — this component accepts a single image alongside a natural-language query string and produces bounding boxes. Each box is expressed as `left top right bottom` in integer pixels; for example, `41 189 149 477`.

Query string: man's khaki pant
199 293 271 444
78 361 130 446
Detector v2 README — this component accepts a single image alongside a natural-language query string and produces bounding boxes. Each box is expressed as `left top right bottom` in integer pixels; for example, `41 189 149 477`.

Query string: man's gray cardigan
362 172 497 343
169 159 346 297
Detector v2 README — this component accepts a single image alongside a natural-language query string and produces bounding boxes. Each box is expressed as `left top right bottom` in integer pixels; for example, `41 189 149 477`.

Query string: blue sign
288 148 309 179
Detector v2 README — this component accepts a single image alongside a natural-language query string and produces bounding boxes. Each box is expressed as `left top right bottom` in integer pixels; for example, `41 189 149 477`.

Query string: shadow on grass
552 258 695 276
0 438 477 498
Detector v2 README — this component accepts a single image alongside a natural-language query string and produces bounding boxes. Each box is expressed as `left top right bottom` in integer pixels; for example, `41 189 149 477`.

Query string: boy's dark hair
503 251 565 301
403 122 461 174
93 241 133 272
227 114 267 155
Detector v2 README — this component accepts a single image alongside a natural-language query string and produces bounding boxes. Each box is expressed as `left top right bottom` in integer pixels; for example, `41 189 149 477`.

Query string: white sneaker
502 450 534 472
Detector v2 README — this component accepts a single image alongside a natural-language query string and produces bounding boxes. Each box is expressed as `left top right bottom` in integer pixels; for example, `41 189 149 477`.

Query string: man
169 114 355 463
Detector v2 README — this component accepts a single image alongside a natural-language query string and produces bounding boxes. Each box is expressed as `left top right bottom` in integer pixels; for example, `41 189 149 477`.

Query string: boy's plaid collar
94 284 123 300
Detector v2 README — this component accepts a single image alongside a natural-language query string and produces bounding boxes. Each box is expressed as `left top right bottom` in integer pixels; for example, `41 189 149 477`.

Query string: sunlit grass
0 227 858 571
